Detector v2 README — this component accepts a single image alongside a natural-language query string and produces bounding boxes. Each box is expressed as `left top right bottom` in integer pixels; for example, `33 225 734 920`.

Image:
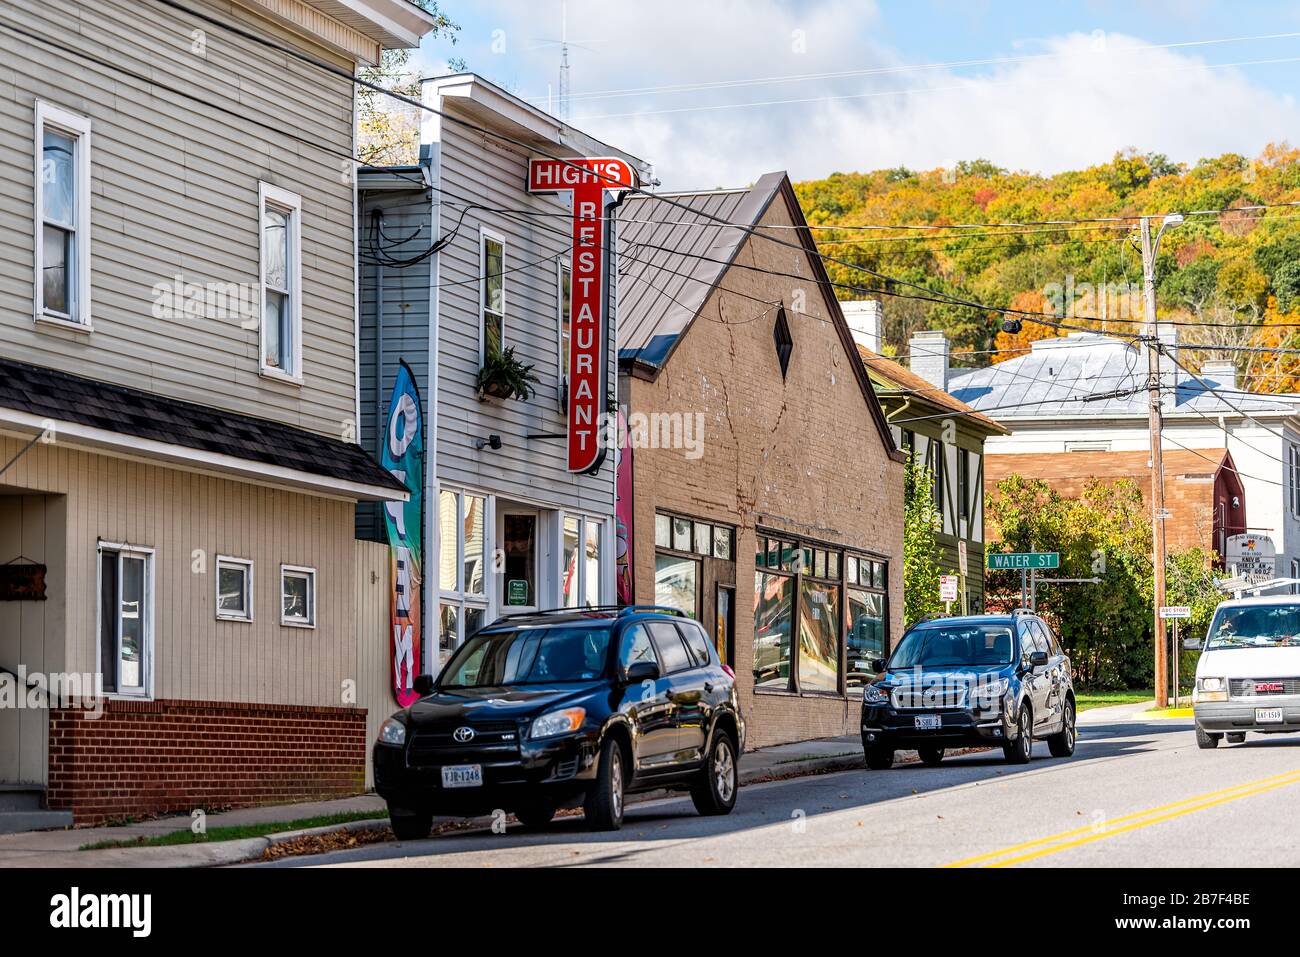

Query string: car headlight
529 707 586 739
862 684 889 705
378 717 407 746
1195 677 1228 702
972 677 1009 707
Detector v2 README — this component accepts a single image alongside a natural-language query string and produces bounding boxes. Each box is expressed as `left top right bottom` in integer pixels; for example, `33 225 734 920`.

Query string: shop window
98 544 152 696
753 530 889 697
561 513 605 608
798 579 840 693
281 565 316 628
216 556 253 622
655 553 698 617
439 488 489 655
753 569 793 689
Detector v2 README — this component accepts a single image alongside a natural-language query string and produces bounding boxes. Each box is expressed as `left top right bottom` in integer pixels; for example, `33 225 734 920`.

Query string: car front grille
891 688 967 710
1229 678 1300 697
408 720 521 767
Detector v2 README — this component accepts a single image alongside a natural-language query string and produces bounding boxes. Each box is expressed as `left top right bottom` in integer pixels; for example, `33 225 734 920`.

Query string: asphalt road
256 705 1300 868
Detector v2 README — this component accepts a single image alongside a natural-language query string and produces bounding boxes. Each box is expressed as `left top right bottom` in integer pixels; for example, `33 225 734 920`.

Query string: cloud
416 5 1300 188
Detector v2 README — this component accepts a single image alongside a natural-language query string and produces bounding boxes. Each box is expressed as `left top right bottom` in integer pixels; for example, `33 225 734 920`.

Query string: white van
1190 595 1300 748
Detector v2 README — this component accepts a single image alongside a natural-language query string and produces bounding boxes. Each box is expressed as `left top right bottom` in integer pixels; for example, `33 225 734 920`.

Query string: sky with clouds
412 0 1300 190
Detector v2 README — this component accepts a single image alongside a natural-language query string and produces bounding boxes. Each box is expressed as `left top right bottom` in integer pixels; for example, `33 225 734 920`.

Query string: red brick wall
47 698 366 826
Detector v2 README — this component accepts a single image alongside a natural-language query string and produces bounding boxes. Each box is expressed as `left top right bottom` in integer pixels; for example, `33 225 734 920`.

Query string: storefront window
655 553 698 617
753 570 793 689
439 488 490 661
562 516 581 608
584 520 601 607
753 531 888 697
799 579 840 693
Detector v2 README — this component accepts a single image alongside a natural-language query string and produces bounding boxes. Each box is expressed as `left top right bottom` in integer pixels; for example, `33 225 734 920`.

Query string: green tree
357 1 462 166
903 453 943 628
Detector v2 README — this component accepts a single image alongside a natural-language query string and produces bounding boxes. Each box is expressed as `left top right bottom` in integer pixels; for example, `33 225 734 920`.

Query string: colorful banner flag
381 361 424 707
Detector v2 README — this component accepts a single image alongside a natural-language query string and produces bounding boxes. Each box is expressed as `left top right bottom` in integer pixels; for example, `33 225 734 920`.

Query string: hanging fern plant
476 346 540 402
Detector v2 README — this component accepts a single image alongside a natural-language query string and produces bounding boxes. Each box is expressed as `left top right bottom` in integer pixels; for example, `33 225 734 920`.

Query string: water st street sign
988 552 1060 571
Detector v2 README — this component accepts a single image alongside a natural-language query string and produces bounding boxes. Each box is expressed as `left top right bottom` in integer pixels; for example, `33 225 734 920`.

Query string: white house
944 330 1300 579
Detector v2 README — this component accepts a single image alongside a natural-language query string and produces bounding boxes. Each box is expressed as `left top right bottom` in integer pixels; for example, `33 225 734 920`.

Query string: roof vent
773 307 794 379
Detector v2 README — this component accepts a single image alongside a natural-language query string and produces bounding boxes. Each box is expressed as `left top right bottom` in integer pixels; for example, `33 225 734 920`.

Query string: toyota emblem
453 726 476 743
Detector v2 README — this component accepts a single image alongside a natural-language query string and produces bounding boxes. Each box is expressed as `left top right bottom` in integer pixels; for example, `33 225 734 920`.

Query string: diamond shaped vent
773 307 793 379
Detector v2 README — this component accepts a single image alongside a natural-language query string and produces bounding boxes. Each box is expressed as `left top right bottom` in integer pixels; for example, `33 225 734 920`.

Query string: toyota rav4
373 606 744 838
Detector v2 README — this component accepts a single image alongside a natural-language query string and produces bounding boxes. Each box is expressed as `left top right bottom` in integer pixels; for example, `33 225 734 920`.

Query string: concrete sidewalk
0 733 868 869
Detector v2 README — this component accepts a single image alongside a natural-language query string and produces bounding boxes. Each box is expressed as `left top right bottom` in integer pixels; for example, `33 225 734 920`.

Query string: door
714 585 735 668
617 625 678 771
1018 621 1051 731
645 620 699 766
498 510 539 614
1037 619 1068 730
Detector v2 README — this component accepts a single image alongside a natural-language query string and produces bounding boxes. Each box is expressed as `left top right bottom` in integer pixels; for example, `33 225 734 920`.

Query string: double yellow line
945 767 1300 868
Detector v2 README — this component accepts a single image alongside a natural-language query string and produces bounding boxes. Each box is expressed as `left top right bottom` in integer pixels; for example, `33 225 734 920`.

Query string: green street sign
506 579 530 606
988 552 1059 571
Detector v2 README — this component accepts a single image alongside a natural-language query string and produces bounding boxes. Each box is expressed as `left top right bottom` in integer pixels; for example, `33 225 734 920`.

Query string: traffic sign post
1160 607 1191 708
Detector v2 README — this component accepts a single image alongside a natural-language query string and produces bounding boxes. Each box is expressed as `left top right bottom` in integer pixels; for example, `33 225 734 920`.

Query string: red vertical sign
527 157 639 473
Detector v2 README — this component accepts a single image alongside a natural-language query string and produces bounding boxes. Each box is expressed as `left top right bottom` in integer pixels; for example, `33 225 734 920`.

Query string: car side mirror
624 661 660 685
1183 637 1203 651
870 657 887 673
1028 650 1050 669
413 674 435 697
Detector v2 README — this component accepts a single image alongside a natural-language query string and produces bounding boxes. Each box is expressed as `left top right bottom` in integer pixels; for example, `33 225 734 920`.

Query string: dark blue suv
373 606 745 838
860 612 1077 769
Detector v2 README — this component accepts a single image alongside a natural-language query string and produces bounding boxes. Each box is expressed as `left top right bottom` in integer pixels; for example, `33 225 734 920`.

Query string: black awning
0 356 406 497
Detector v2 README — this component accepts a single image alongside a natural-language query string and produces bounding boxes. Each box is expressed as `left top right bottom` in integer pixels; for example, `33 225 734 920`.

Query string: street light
1140 212 1184 707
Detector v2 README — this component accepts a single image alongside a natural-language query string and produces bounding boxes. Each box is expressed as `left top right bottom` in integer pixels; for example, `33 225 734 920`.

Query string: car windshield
889 622 1015 668
1206 604 1300 650
439 625 613 688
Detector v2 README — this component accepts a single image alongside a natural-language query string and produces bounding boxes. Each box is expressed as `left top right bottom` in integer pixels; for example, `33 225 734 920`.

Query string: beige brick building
616 173 905 748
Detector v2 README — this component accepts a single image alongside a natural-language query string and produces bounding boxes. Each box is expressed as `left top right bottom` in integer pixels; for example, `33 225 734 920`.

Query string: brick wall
47 698 367 826
625 182 905 750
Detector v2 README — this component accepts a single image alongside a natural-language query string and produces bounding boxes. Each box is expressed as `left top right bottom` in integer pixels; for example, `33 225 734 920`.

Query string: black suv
860 612 1076 769
373 606 745 838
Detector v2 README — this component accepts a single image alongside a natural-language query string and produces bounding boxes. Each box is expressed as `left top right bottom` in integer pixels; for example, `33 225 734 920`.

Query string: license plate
914 715 942 730
1255 708 1284 724
440 764 483 788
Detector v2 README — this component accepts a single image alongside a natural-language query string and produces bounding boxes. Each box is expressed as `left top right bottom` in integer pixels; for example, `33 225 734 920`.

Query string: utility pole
1140 213 1183 707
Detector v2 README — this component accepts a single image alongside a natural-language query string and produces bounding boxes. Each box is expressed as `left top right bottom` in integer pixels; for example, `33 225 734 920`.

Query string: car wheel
1048 700 1077 757
864 744 895 770
691 731 739 816
388 806 433 842
1227 732 1246 744
514 799 557 830
1195 726 1221 749
583 736 626 831
1003 704 1033 764
917 747 944 766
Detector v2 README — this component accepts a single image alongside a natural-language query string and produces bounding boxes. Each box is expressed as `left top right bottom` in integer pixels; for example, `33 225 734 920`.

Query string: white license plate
440 764 483 788
1256 708 1284 724
914 715 942 730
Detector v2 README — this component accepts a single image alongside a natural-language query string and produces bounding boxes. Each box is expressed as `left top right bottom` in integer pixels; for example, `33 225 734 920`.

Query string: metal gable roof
616 174 785 369
948 332 1298 421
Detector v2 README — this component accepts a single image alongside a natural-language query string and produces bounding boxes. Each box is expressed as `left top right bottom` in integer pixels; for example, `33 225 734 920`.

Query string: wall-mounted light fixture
475 434 503 451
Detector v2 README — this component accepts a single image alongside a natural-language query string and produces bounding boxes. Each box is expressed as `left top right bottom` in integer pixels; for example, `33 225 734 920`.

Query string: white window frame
557 258 571 403
215 555 254 623
280 564 316 629
561 512 607 609
438 487 491 659
1291 445 1300 518
95 542 155 699
258 182 303 383
34 101 92 330
479 227 506 363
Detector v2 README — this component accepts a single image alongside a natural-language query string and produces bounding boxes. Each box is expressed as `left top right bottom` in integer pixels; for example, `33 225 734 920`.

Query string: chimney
1156 319 1179 406
841 300 883 354
1202 359 1237 393
909 330 950 392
